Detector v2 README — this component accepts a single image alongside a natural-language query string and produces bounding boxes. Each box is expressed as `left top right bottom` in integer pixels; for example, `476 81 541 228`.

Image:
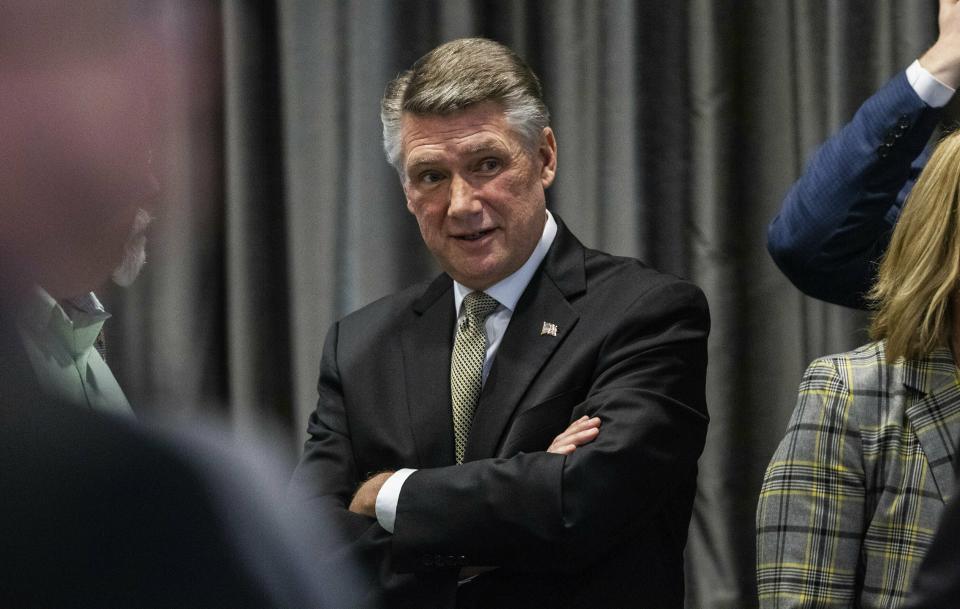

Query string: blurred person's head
0 1 162 300
870 129 960 361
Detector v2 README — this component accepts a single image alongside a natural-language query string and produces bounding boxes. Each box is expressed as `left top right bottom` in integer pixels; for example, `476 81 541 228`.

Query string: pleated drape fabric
103 2 943 607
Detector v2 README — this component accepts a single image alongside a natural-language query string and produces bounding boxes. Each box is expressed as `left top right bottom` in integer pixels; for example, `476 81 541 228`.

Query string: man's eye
477 158 501 173
419 171 444 184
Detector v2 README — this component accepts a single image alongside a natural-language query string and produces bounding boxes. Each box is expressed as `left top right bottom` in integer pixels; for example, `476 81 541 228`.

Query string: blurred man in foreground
0 4 346 607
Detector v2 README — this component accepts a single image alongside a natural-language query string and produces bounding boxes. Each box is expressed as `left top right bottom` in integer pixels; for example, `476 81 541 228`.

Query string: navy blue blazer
767 72 943 309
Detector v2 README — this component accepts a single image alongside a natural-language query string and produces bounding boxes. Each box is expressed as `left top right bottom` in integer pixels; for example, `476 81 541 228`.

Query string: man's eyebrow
406 155 444 171
405 140 509 171
462 140 507 155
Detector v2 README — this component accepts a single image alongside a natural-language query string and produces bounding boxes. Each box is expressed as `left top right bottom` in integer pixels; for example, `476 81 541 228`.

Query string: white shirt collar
17 286 110 360
66 291 109 318
453 209 558 314
19 286 110 334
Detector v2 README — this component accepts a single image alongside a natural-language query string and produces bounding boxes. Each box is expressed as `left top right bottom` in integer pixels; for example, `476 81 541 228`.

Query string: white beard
111 208 153 287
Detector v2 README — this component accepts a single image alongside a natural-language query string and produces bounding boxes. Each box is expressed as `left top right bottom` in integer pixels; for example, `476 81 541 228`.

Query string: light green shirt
16 286 134 417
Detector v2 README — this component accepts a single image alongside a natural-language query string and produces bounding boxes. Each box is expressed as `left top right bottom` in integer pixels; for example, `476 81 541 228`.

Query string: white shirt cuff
907 59 955 108
375 468 417 533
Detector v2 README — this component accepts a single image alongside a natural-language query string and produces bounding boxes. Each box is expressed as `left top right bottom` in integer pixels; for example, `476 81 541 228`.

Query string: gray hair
380 38 550 176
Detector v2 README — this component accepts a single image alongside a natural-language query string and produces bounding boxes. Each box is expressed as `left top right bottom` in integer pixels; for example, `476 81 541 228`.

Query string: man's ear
402 180 416 214
538 127 557 189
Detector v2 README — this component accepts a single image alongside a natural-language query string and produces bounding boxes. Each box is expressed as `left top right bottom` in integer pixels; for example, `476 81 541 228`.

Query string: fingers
547 416 601 455
551 416 599 445
563 423 600 446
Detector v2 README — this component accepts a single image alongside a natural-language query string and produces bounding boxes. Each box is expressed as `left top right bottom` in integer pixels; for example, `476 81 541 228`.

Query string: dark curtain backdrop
101 2 942 607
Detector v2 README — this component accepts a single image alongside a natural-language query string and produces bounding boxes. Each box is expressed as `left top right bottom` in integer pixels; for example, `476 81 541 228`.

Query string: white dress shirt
907 59 956 107
375 210 558 533
16 286 134 417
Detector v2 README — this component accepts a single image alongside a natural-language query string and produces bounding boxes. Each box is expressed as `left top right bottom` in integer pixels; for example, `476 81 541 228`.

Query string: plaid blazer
757 341 960 609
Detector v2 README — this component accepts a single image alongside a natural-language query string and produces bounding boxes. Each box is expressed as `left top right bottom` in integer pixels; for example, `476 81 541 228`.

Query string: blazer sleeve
904 491 960 609
288 323 456 607
390 278 709 573
767 71 941 309
756 356 865 609
290 322 378 538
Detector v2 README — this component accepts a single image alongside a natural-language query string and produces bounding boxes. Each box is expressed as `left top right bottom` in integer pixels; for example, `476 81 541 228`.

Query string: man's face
0 10 162 298
400 101 557 290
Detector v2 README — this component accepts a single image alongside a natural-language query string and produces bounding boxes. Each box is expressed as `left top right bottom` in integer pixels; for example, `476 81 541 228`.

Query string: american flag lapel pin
540 321 558 337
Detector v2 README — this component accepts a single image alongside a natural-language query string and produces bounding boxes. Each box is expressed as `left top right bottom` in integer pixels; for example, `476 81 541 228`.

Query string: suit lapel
465 276 579 460
401 275 457 467
464 217 587 461
903 347 960 503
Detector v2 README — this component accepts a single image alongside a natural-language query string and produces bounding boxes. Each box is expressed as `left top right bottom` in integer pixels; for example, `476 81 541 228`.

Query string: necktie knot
463 291 499 324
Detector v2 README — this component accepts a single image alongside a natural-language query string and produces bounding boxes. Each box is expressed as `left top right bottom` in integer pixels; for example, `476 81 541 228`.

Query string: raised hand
921 0 960 88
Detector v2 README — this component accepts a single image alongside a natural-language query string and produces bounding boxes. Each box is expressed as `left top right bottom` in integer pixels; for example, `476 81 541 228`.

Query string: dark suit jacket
767 71 942 308
904 486 960 609
0 305 337 609
292 217 710 608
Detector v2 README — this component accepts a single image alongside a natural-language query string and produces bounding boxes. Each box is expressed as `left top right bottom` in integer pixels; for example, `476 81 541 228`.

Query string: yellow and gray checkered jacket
757 341 960 609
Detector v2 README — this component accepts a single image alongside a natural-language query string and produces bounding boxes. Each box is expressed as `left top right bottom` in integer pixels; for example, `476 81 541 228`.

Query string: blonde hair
869 129 960 361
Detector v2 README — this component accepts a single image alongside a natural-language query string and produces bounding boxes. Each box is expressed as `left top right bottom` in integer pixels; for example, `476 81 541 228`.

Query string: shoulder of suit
336 278 438 327
802 340 910 396
805 340 884 374
580 246 704 299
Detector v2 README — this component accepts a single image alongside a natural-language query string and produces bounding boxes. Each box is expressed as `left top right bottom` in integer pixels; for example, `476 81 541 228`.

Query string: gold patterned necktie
451 291 499 464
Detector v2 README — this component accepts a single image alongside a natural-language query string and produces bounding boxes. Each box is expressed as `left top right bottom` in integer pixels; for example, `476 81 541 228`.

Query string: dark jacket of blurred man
0 4 344 607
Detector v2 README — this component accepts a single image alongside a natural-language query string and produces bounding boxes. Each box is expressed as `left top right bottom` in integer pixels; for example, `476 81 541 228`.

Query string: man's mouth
455 228 494 241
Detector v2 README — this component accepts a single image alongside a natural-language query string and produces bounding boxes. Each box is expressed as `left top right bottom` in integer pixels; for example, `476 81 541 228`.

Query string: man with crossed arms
292 38 710 609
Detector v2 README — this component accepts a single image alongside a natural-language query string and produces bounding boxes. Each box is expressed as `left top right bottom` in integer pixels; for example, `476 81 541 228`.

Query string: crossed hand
348 415 602 516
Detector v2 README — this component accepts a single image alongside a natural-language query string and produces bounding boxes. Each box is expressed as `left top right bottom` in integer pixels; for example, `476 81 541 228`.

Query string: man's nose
447 174 481 217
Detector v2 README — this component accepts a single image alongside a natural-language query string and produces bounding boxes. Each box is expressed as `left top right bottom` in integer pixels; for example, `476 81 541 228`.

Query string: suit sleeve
767 71 941 309
756 357 865 609
290 322 375 538
390 279 709 573
288 323 447 606
904 491 960 609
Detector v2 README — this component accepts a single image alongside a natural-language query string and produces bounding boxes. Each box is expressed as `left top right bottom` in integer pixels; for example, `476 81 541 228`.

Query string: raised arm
768 2 960 308
767 74 939 308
